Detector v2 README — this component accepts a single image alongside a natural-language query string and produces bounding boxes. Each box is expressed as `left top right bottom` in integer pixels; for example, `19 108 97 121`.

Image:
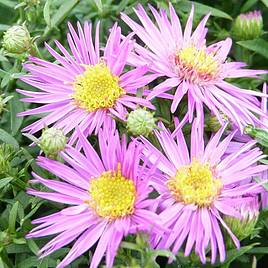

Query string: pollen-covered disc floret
175 46 219 83
72 62 125 112
167 159 222 207
89 165 136 220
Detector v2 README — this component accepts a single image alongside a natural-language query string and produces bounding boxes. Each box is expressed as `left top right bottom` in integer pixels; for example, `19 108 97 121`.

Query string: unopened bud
244 125 268 147
127 108 156 137
0 231 11 246
3 25 32 54
40 128 67 158
232 10 263 40
205 114 230 132
224 197 259 243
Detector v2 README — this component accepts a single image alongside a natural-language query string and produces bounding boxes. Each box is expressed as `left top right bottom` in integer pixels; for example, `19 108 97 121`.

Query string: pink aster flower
229 84 268 208
259 83 268 207
26 127 162 268
121 4 267 131
17 22 155 142
141 119 267 263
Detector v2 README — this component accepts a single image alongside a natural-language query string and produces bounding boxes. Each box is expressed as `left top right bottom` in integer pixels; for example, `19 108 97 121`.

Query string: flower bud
0 231 11 246
2 25 32 54
244 125 268 148
224 197 259 242
40 128 67 158
204 113 230 133
127 108 156 137
232 10 263 40
205 116 221 133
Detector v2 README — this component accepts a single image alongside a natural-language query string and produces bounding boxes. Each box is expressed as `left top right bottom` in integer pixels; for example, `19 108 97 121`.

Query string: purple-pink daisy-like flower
141 120 267 263
17 22 155 142
121 4 267 131
258 83 268 207
229 84 268 208
26 127 162 268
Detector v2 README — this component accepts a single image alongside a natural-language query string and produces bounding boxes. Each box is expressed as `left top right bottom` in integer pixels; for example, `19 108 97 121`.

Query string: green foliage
0 0 267 267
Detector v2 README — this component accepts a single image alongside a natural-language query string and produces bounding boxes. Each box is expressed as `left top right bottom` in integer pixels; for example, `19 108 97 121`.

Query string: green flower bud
244 125 268 147
0 231 11 246
204 114 230 132
127 108 156 137
2 25 32 54
232 10 263 41
136 232 149 248
40 128 67 158
224 197 259 244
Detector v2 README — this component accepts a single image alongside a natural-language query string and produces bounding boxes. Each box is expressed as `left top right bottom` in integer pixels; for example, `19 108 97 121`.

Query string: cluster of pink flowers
18 3 268 268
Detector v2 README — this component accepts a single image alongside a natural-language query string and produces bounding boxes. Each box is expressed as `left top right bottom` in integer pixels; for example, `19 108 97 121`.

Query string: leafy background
0 0 268 267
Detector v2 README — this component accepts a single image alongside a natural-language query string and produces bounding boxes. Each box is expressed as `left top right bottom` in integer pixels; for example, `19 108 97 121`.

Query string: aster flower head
234 83 268 208
122 4 267 131
26 127 163 268
258 83 268 208
141 119 267 263
18 22 155 142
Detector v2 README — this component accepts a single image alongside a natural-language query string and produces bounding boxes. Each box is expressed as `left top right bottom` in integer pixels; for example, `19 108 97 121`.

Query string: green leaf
12 238 26 245
259 158 268 164
241 0 258 12
151 249 175 259
0 129 19 149
0 177 13 189
248 247 268 254
0 0 16 8
0 249 14 268
27 239 39 255
51 0 79 27
177 1 232 20
218 243 259 268
17 257 39 268
0 73 11 88
261 0 268 8
255 177 268 192
93 0 103 12
8 201 19 233
0 54 8 62
10 95 24 136
44 0 52 28
237 39 268 59
120 241 142 252
38 257 49 268
22 133 40 144
0 24 9 31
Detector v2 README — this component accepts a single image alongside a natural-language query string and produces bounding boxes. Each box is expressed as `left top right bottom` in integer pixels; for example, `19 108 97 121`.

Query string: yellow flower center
175 46 219 83
88 165 136 220
72 63 125 112
167 160 222 207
